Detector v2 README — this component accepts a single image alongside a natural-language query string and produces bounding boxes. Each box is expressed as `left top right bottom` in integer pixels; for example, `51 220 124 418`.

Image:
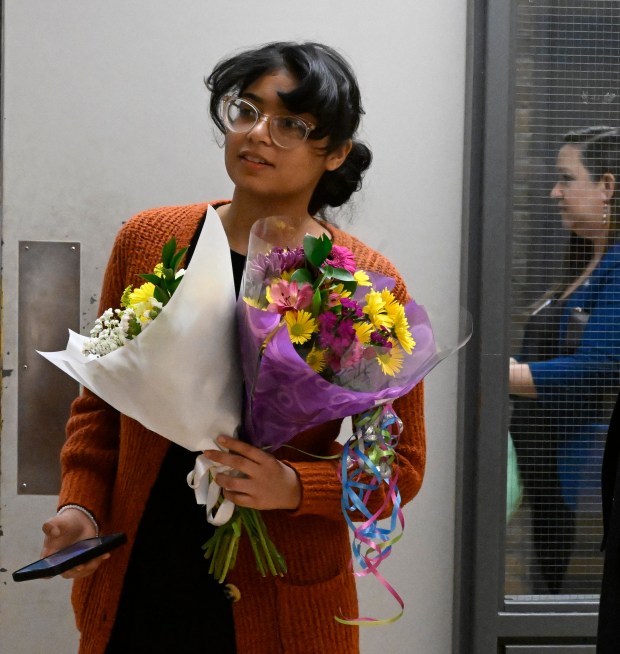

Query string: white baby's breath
83 307 140 357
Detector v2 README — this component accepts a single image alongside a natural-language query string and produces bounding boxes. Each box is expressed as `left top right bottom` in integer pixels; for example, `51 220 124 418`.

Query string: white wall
0 2 467 652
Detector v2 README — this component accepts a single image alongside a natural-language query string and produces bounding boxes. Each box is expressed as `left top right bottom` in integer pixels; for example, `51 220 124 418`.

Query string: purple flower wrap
237 272 440 450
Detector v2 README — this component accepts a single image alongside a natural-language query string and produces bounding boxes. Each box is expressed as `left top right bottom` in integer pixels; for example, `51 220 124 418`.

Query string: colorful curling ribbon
338 403 406 625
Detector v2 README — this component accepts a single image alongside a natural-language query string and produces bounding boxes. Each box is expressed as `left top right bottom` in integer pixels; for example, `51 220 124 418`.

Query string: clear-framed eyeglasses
222 95 316 150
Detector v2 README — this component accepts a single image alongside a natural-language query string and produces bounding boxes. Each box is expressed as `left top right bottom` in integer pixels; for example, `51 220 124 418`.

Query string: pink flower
326 246 357 274
266 280 313 314
339 339 364 369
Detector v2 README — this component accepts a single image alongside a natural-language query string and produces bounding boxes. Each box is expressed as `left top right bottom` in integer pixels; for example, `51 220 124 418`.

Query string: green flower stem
202 506 286 583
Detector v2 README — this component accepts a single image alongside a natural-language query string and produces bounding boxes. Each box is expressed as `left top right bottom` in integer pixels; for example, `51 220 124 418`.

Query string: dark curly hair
205 41 372 216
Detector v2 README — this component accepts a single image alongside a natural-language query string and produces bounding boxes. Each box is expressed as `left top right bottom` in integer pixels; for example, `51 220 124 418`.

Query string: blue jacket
528 241 620 425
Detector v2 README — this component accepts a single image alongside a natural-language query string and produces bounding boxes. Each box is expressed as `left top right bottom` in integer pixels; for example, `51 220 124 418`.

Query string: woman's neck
217 191 328 254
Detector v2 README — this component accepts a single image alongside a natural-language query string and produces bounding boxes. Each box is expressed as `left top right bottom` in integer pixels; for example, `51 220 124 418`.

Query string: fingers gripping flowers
245 233 416 380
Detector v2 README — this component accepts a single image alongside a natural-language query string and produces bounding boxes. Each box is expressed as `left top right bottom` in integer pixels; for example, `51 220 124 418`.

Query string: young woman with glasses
40 42 426 654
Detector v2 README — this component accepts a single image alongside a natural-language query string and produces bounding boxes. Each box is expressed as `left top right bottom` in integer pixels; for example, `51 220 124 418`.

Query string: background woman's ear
325 140 353 171
601 172 616 200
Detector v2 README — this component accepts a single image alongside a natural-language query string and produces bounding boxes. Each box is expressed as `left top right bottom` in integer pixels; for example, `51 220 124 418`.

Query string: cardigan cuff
285 460 343 520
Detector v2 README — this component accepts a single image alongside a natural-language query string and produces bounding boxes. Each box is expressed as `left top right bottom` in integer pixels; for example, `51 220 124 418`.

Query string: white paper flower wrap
38 206 242 525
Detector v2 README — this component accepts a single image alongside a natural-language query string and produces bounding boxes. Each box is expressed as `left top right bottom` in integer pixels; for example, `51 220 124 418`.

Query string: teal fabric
507 433 523 522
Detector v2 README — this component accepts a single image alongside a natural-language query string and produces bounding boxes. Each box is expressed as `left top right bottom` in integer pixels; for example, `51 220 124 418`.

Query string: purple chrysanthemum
247 247 305 283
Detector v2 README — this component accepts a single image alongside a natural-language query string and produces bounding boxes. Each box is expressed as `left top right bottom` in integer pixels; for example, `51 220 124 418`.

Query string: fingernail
217 435 227 444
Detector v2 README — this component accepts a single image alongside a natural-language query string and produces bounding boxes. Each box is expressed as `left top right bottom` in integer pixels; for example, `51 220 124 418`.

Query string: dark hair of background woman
205 41 372 217
561 126 620 283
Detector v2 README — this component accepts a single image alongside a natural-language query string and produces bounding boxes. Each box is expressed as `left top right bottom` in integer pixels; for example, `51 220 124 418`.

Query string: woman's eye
278 117 304 133
237 106 255 119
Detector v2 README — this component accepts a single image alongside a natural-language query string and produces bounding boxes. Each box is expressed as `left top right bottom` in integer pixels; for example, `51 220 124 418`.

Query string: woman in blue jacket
510 126 620 594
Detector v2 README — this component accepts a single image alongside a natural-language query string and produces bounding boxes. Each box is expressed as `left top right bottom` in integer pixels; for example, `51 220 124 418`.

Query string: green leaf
322 265 355 283
304 233 332 267
161 238 177 268
340 279 358 295
153 286 169 305
290 268 314 285
168 277 184 294
140 273 162 285
161 267 175 281
311 288 322 316
170 247 188 272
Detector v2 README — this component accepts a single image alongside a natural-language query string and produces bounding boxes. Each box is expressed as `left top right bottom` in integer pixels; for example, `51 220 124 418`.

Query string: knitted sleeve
57 216 132 524
284 230 426 521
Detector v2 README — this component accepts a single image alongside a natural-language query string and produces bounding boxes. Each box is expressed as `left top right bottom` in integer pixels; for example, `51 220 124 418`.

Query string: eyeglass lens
225 98 310 149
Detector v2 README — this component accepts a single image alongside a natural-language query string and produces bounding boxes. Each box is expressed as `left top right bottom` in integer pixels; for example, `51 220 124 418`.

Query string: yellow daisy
376 342 405 376
380 289 401 321
284 310 317 344
354 270 372 286
129 282 155 304
331 283 352 299
125 282 157 321
393 305 416 354
306 347 327 373
153 263 164 277
363 290 393 330
353 321 374 344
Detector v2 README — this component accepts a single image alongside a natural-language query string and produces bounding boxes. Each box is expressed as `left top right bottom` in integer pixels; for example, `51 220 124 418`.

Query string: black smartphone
12 533 127 582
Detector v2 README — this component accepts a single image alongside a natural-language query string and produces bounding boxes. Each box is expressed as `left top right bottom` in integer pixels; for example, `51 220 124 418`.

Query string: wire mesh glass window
505 1 620 601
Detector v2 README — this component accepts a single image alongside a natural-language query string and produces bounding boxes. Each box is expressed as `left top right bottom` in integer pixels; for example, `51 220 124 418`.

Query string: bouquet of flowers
200 215 470 623
39 206 243 527
81 238 187 357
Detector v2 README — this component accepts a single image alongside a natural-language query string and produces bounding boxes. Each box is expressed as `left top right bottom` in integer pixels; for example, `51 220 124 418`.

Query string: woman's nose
550 183 562 199
247 115 272 143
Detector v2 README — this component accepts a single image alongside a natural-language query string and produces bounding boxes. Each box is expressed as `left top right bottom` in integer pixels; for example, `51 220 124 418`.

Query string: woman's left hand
204 435 301 511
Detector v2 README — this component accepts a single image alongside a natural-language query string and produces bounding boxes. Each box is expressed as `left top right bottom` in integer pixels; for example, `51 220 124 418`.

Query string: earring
603 204 609 225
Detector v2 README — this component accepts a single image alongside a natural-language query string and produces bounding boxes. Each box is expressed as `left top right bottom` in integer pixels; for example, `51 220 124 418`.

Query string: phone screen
27 538 105 572
13 533 127 581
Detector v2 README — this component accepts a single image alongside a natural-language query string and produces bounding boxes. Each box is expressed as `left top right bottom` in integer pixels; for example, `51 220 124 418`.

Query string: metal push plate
18 241 80 494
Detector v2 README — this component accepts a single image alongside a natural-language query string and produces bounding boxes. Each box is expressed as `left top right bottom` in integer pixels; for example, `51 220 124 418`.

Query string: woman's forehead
242 69 298 101
557 144 584 169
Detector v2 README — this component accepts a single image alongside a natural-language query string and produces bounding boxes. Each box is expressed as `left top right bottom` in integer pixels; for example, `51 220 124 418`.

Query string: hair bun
309 141 372 215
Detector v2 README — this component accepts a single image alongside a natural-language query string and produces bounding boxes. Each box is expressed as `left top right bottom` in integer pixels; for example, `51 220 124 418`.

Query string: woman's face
550 144 611 240
223 68 349 213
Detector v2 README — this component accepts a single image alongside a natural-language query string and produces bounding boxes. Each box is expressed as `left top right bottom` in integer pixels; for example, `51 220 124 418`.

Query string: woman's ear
325 140 353 172
601 172 616 201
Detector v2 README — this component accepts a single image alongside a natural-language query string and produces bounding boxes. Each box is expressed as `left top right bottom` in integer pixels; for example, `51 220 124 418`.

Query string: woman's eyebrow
241 91 262 104
241 91 291 110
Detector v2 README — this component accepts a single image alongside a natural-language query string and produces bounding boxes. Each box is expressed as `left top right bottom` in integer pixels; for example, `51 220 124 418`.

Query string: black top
106 216 245 653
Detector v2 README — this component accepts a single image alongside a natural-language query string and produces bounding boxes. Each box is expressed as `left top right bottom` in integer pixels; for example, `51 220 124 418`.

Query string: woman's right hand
41 508 110 579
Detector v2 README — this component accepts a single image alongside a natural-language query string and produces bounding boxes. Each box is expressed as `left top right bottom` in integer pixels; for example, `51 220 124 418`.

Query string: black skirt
105 444 237 653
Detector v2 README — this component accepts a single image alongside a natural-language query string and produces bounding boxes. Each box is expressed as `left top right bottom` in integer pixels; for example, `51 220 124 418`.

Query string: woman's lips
239 152 273 168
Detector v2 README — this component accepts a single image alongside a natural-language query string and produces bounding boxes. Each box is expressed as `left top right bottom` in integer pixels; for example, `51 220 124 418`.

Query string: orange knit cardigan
58 202 426 654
